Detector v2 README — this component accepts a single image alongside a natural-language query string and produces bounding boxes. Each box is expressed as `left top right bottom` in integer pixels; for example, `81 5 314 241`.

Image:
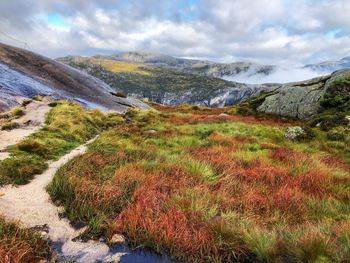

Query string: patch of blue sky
177 0 201 21
326 29 343 38
47 13 69 28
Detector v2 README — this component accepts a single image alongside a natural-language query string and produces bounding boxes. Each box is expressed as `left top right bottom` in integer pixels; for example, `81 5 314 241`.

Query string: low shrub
0 155 47 185
111 91 127 98
1 122 18 130
11 107 24 119
326 127 348 141
48 101 59 107
33 96 43 101
21 99 32 107
17 140 48 156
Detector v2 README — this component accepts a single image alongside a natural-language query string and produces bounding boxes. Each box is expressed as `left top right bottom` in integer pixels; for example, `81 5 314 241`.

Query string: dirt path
0 100 50 160
0 136 126 262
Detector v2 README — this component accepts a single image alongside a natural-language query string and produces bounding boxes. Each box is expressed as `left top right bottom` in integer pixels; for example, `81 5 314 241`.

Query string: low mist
224 67 330 84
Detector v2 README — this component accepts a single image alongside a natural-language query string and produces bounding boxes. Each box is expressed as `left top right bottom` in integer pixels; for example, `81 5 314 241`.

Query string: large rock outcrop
0 43 150 113
257 69 350 119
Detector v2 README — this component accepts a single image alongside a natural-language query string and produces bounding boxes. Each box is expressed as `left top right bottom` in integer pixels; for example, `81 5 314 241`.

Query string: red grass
0 221 49 263
272 185 305 214
208 133 246 149
109 172 222 261
242 188 270 212
298 170 331 197
166 113 289 127
189 146 238 175
270 147 296 162
72 177 121 208
238 163 291 186
320 155 350 172
270 147 311 165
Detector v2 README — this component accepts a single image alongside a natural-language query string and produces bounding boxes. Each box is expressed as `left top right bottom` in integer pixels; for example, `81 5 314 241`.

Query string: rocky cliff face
0 43 150 113
257 69 350 119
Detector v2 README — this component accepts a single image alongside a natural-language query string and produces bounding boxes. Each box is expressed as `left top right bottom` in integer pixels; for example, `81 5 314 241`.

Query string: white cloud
0 0 349 65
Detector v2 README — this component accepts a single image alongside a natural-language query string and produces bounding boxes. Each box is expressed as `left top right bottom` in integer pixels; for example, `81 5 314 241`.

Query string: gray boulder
285 126 305 140
257 69 350 119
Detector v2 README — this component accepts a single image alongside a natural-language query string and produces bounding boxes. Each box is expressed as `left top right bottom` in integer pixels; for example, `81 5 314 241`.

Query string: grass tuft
0 217 50 262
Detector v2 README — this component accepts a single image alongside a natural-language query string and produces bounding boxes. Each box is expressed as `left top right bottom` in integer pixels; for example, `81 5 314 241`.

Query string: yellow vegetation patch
91 59 151 75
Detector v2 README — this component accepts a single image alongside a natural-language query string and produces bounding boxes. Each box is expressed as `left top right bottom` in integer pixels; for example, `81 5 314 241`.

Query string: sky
0 0 350 65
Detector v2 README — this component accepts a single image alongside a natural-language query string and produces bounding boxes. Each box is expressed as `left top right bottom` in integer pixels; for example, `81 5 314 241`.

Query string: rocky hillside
0 43 150 113
58 56 276 107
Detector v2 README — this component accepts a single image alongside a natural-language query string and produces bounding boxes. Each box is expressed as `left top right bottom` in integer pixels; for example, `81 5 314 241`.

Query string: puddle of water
52 241 178 263
110 245 178 263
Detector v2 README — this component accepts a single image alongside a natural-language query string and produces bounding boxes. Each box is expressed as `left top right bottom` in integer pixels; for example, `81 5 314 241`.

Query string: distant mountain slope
304 56 350 72
86 51 350 82
58 56 277 107
87 51 276 79
0 43 150 112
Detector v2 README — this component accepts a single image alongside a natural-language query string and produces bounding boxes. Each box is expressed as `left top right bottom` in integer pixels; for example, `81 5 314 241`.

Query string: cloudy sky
0 0 349 65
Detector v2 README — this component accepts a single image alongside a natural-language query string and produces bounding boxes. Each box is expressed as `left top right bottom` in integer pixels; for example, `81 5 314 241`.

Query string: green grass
0 101 123 185
47 106 350 262
0 217 50 262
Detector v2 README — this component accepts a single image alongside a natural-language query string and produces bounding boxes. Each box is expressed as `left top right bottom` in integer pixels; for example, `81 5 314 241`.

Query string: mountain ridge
59 51 350 81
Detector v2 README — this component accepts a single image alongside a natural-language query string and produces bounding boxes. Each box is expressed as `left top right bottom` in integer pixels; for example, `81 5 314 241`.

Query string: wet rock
104 252 128 263
109 234 126 246
285 126 305 141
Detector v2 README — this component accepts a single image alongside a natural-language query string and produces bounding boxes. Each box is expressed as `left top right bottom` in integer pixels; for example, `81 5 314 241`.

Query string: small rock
109 234 126 246
219 113 230 117
30 224 49 233
144 129 157 134
285 126 305 141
